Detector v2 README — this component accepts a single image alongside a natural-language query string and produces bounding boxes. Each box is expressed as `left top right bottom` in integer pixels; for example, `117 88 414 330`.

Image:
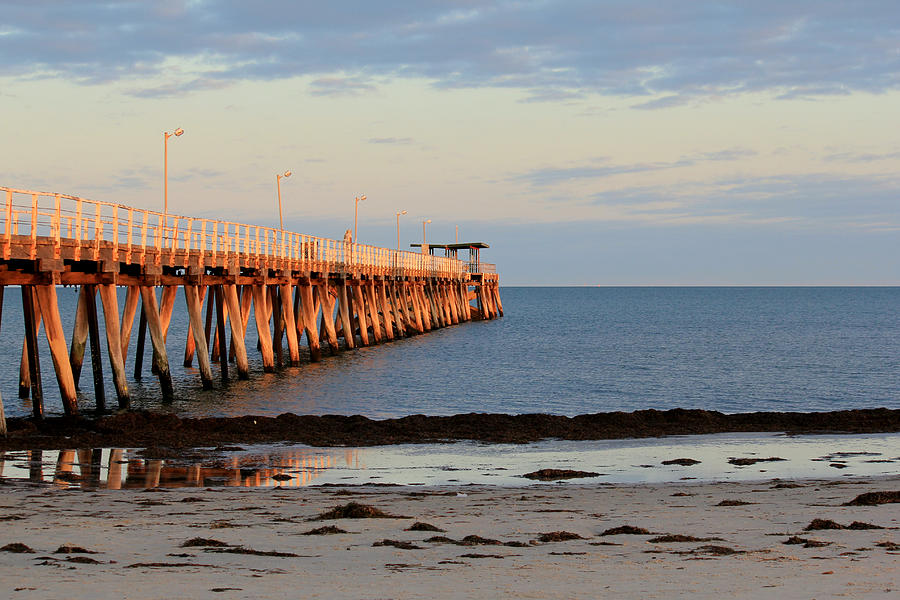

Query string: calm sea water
0 287 897 419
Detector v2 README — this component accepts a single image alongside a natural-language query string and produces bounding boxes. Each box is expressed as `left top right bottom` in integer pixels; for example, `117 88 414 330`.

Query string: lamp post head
357 194 366 202
397 210 407 217
424 219 432 225
283 170 292 178
173 128 184 137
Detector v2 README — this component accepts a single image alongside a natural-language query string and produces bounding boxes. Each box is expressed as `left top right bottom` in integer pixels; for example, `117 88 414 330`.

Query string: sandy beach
1 474 897 599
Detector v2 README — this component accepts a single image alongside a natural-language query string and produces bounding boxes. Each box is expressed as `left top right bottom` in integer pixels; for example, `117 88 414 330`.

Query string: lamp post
422 219 432 245
353 194 366 242
395 210 407 250
276 170 292 230
163 128 184 217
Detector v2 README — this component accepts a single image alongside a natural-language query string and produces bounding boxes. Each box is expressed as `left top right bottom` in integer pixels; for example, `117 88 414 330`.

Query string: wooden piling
0 287 7 434
184 284 215 388
398 281 414 335
280 283 301 366
223 284 250 379
337 280 355 349
414 283 431 331
351 282 370 346
299 281 322 362
69 285 89 388
139 285 175 399
184 286 206 367
159 286 178 340
152 285 176 375
119 285 139 362
365 281 383 343
134 305 147 379
405 282 423 334
213 285 229 382
97 283 130 408
232 285 253 362
250 284 276 373
269 285 284 367
19 297 41 399
492 284 504 317
317 282 340 354
83 285 106 411
426 283 442 328
379 281 395 341
0 286 4 435
34 284 78 416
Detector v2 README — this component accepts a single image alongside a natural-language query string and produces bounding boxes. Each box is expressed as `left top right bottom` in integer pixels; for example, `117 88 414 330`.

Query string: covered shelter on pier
410 242 490 274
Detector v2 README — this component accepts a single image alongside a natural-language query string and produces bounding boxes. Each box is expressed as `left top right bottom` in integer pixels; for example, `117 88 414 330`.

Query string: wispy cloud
513 148 757 186
368 137 413 145
582 172 900 230
823 150 900 163
2 1 898 101
309 76 377 96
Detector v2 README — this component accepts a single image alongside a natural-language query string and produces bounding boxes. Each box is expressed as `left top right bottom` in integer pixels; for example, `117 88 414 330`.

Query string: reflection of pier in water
0 448 362 489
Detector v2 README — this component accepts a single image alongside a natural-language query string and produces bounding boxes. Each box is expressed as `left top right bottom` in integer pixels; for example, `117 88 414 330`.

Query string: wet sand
1 475 898 599
2 407 900 450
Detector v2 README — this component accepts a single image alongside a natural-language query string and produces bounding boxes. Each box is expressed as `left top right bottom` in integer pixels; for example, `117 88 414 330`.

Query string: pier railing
1 187 467 278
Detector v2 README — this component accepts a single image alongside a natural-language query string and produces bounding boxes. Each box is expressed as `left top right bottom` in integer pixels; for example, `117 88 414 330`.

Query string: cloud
513 148 756 186
1 1 898 101
309 76 377 96
823 150 900 163
368 137 413 145
630 95 692 110
584 172 900 230
125 77 234 98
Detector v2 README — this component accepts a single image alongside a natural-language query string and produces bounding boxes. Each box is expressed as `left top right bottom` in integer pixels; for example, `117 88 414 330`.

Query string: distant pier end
0 187 502 422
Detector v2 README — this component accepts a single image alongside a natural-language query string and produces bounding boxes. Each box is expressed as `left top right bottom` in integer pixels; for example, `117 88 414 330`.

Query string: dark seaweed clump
844 491 900 506
313 502 409 520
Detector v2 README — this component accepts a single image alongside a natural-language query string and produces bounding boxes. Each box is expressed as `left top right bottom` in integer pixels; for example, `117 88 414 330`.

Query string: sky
1 0 898 285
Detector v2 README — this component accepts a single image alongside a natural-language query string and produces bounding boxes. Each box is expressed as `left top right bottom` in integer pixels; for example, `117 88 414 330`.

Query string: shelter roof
409 242 490 249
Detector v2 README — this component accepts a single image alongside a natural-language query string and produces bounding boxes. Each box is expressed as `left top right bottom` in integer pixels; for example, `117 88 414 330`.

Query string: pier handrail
1 187 468 278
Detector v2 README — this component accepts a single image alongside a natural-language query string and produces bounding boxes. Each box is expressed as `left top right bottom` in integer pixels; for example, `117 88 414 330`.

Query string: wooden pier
0 187 502 428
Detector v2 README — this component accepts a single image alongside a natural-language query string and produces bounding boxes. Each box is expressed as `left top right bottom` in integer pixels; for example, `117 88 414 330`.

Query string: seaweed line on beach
2 407 900 450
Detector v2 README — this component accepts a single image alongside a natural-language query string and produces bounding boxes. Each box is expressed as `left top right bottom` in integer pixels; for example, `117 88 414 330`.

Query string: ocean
1 286 897 419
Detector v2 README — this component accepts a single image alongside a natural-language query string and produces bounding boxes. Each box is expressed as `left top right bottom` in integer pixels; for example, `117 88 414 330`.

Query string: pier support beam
379 281 395 341
279 284 301 366
139 286 174 399
492 284 504 317
250 284 276 373
299 282 322 362
69 285 89 388
134 306 147 379
83 285 106 411
35 284 78 416
183 286 206 367
21 287 43 417
213 285 229 382
365 281 383 344
19 295 42 399
337 280 355 349
351 282 370 346
184 284 215 388
223 284 250 379
119 285 139 362
97 284 130 408
270 286 283 367
317 282 340 354
406 282 423 334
